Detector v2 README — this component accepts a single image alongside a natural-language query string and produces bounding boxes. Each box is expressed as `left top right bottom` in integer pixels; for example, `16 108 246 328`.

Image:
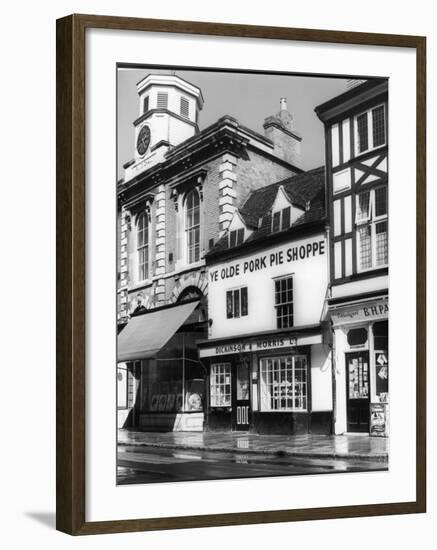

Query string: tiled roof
206 166 326 259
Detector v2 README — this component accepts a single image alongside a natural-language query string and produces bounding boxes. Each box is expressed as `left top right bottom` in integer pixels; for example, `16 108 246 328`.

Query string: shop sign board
199 333 323 358
330 300 388 326
200 334 297 357
370 403 389 437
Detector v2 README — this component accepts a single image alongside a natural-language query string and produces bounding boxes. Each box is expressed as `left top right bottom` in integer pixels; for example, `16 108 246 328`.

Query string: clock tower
125 74 204 180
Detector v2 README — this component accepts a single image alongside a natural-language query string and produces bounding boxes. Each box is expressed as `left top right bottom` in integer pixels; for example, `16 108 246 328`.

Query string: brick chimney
263 98 302 169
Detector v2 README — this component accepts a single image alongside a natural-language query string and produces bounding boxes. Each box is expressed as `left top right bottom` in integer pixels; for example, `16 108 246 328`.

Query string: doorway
232 360 250 431
345 351 370 432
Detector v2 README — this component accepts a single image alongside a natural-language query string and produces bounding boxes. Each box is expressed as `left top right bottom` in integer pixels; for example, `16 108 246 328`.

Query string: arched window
137 213 149 281
185 189 200 264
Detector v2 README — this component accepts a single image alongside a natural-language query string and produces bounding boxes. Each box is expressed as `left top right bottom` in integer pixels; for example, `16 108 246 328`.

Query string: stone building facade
116 73 307 431
117 74 304 324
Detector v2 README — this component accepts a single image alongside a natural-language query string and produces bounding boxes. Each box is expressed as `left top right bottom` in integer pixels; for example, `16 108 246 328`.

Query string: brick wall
235 150 297 209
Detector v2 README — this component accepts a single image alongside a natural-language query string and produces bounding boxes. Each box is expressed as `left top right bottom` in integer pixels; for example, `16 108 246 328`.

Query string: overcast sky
117 68 351 180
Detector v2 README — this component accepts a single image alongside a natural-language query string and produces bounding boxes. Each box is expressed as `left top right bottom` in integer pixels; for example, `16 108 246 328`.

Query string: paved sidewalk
118 429 388 461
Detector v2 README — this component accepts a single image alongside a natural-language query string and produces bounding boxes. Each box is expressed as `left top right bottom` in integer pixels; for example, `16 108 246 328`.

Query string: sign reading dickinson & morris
209 239 325 282
200 335 298 357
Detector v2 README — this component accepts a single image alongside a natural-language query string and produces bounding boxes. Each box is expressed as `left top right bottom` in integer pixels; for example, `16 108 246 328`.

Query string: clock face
136 125 151 155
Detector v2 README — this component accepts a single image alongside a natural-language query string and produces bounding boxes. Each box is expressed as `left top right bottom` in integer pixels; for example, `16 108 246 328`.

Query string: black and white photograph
116 67 389 485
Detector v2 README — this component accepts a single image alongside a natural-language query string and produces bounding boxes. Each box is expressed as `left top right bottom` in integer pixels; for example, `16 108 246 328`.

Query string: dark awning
117 300 199 362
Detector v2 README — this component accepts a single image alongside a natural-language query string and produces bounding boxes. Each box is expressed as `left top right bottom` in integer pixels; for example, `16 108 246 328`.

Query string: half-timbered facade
315 79 389 436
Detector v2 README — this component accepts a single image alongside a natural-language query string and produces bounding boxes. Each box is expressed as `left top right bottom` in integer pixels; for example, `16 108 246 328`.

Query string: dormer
270 185 305 233
226 210 256 248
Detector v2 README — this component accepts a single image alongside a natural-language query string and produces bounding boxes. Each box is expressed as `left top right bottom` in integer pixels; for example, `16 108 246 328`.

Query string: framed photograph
56 14 426 535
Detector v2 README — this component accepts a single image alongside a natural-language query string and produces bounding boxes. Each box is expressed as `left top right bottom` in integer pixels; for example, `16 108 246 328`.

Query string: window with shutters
272 206 292 233
355 104 386 155
157 92 168 109
226 287 248 319
228 228 245 248
355 186 388 271
180 96 190 118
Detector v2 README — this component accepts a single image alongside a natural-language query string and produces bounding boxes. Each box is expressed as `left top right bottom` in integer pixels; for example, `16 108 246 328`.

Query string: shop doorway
345 352 370 432
232 360 250 431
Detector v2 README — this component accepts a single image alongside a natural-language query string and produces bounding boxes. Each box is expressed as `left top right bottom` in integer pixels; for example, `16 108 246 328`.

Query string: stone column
154 184 166 304
218 153 237 234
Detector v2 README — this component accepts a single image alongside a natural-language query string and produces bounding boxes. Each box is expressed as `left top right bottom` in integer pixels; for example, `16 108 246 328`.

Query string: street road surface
117 445 387 484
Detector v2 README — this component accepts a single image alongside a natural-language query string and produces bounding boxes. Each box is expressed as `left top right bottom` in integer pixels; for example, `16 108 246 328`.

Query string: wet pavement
117 430 388 484
118 429 388 460
117 444 387 485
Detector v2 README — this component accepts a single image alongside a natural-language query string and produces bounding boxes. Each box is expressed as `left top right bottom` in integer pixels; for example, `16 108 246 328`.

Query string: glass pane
233 289 240 317
282 206 291 230
348 355 369 399
236 362 249 400
375 221 388 265
241 287 248 316
373 321 388 350
347 327 368 346
359 225 372 269
356 192 371 221
226 291 233 318
272 211 281 232
357 112 368 152
372 105 385 147
374 187 387 217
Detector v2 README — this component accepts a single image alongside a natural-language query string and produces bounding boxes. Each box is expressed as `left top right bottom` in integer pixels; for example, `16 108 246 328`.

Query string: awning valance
118 300 199 362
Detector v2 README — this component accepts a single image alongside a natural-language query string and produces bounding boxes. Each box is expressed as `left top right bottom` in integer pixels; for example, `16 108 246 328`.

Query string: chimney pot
280 97 288 111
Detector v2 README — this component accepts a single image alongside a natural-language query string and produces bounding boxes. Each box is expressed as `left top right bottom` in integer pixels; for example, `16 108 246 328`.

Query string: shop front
199 327 333 435
329 295 389 436
117 299 207 431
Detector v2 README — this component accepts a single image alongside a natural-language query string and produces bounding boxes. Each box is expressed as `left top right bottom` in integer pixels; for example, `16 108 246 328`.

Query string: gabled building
315 79 389 435
116 74 304 431
198 167 333 435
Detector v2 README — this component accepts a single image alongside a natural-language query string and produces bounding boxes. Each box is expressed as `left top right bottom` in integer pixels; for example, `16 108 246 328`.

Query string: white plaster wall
310 344 332 412
208 232 328 339
333 327 348 434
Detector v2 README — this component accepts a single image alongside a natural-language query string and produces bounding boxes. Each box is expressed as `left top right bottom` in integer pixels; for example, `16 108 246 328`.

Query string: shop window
141 350 205 413
373 321 389 401
260 356 307 411
117 362 138 409
210 363 232 407
226 287 248 318
185 189 200 264
228 228 244 248
356 187 388 271
272 206 291 233
355 104 386 155
137 212 149 281
347 327 368 347
274 276 293 329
